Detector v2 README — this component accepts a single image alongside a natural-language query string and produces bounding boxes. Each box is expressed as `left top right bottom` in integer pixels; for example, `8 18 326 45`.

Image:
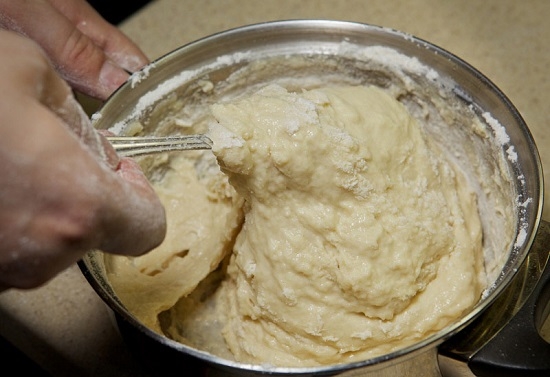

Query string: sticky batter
107 84 484 367
209 84 484 365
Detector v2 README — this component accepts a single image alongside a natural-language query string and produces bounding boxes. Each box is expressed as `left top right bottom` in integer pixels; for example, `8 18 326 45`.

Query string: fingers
0 0 149 100
46 0 150 97
47 0 148 72
0 98 166 289
98 158 167 256
0 31 166 289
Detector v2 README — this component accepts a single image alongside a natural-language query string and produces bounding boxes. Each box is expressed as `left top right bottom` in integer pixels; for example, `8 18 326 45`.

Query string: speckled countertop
0 1 549 376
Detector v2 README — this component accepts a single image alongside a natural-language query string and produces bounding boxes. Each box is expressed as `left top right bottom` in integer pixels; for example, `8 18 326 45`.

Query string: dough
106 153 243 332
107 83 484 367
209 84 484 366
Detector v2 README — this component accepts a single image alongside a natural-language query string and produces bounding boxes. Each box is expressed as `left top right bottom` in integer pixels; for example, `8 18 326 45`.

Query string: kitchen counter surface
1 1 549 376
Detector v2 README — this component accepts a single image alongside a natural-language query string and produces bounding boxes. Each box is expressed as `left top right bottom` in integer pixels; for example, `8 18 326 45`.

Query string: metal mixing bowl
79 20 550 376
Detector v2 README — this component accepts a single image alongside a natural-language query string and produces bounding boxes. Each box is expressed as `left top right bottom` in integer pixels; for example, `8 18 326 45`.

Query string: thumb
0 0 148 99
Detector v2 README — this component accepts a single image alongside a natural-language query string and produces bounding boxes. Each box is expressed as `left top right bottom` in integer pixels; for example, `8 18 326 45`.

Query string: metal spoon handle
106 135 212 157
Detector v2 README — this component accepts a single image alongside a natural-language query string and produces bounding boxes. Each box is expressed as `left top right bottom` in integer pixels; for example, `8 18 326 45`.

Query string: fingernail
117 158 151 190
99 60 129 97
122 54 149 73
107 50 149 73
98 133 121 171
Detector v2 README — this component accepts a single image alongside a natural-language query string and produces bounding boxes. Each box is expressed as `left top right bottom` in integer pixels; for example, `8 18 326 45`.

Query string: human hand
0 30 166 291
0 0 149 100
